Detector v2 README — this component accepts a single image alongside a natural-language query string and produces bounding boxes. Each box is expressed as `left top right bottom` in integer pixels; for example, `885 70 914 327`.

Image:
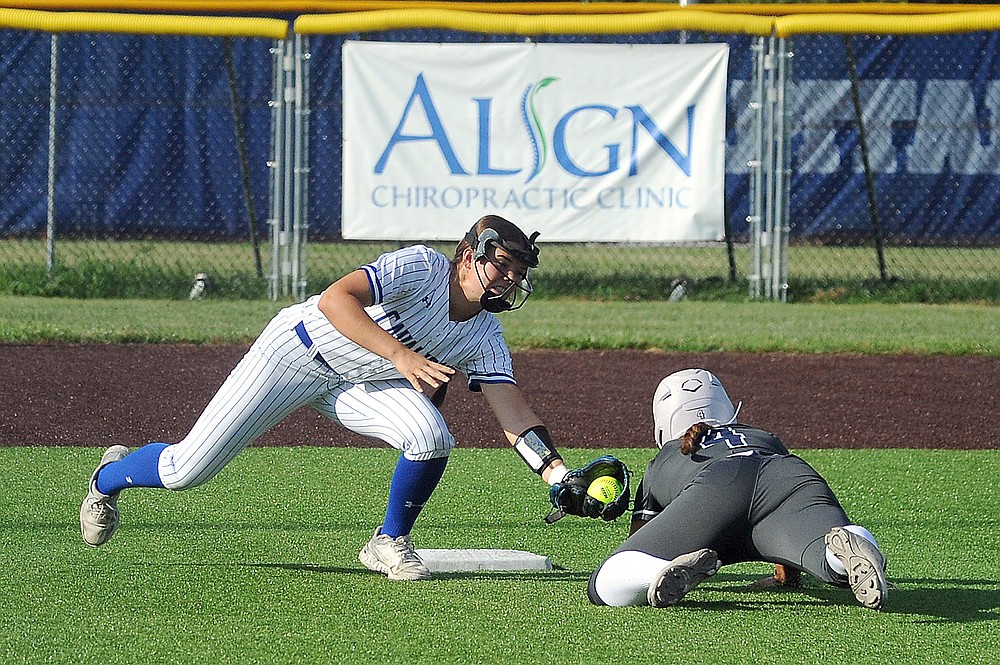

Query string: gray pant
609 454 849 584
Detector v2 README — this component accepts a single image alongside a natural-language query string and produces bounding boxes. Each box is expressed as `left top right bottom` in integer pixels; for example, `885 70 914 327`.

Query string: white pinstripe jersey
296 244 516 390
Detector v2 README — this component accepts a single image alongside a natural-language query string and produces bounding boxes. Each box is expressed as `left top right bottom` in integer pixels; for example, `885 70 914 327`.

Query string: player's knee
590 550 670 607
157 444 219 490
588 557 643 606
587 566 608 605
400 425 455 460
160 469 211 491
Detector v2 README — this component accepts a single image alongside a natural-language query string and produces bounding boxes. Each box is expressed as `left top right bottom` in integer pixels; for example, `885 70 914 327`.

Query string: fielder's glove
546 455 631 523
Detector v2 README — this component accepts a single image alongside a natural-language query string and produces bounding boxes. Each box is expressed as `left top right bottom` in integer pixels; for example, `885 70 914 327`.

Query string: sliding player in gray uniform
80 215 583 580
587 369 889 609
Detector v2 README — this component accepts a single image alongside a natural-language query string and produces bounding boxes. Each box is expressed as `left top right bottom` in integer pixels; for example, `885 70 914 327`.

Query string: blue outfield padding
1 32 274 239
2 29 999 242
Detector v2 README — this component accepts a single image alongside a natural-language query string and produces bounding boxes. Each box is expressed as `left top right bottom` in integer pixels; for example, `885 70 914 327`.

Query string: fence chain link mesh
2 31 274 299
2 27 998 303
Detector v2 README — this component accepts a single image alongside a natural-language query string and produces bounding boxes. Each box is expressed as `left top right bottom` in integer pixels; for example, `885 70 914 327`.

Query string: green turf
3 238 999 303
1 447 996 665
1 296 998 355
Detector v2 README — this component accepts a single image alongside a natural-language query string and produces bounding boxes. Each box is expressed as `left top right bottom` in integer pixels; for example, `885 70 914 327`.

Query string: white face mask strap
471 253 492 292
724 401 743 426
702 400 742 429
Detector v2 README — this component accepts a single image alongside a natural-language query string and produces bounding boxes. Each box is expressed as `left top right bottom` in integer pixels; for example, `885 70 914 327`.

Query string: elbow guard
514 425 561 476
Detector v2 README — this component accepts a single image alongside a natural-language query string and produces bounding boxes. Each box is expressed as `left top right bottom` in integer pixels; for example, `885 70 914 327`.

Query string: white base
415 548 552 572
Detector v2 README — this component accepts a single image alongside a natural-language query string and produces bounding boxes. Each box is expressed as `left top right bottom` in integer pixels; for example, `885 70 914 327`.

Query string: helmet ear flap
465 221 540 268
471 228 501 261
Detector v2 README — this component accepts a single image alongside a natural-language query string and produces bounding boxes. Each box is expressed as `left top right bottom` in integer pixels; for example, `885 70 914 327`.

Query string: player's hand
546 455 630 523
747 564 801 590
391 347 454 394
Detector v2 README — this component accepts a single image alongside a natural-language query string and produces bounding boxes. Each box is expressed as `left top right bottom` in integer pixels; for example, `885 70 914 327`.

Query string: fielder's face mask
465 227 540 313
652 368 741 448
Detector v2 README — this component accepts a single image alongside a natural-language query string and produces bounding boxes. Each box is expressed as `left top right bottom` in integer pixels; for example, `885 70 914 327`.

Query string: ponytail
680 422 712 456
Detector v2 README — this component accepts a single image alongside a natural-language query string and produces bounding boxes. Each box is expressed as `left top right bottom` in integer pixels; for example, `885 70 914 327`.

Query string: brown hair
679 422 712 456
452 215 535 266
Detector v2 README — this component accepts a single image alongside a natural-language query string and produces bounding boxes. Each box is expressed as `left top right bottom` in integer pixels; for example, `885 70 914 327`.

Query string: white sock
593 551 671 606
826 524 879 576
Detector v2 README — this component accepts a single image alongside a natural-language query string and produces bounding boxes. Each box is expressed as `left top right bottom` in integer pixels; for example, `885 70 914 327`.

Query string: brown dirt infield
1 344 996 449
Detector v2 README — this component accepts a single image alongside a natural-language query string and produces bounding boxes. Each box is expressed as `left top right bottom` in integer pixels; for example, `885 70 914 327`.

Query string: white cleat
647 549 720 607
359 526 432 581
825 526 889 610
79 445 129 547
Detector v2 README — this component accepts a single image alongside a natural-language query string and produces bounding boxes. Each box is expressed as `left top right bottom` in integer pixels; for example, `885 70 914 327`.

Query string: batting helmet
652 369 738 448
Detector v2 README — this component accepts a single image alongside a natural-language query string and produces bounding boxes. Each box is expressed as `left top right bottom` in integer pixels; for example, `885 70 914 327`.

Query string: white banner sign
342 41 729 242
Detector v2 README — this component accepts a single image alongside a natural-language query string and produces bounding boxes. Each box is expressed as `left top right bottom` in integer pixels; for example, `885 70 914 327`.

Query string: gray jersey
634 425 789 520
620 425 850 583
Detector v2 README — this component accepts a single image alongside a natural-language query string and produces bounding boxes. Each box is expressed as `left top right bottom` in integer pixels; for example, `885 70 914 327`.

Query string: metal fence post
747 36 766 299
46 34 58 277
267 39 286 301
769 37 791 302
281 40 296 299
268 36 309 302
291 34 310 301
751 34 792 302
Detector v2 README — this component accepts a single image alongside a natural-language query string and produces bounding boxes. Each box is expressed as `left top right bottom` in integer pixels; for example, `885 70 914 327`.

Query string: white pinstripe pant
158 310 455 490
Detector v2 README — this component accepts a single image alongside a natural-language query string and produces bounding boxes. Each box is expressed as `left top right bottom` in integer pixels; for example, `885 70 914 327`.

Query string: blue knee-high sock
96 442 169 495
381 455 448 538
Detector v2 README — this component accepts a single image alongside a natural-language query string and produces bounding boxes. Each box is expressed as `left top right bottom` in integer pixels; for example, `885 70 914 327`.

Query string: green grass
3 238 999 303
0 296 285 344
1 295 997 355
1 447 996 665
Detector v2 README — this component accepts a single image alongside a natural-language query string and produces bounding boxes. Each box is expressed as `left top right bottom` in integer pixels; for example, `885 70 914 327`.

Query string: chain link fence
1 30 275 299
2 9 999 303
781 32 1000 303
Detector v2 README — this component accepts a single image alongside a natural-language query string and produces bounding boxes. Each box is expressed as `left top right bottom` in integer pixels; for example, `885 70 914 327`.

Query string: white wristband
546 466 568 486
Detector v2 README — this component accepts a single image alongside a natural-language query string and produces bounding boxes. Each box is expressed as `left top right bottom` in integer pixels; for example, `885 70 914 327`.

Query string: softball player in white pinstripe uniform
80 215 577 580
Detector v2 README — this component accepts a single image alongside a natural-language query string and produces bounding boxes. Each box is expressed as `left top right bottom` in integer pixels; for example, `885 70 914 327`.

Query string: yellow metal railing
0 7 287 37
3 3 1000 38
293 8 775 36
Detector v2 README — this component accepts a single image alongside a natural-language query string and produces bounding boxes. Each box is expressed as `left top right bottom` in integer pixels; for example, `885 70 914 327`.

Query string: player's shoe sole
359 526 431 581
80 445 129 547
825 526 889 610
647 548 720 607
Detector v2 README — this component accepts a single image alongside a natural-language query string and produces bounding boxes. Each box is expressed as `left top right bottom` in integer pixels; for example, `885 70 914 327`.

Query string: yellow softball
587 476 622 504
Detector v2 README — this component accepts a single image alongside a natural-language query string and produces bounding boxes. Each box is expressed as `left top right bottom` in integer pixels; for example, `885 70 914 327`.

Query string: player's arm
318 270 453 393
628 479 656 535
481 382 629 522
479 382 568 485
628 515 646 536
